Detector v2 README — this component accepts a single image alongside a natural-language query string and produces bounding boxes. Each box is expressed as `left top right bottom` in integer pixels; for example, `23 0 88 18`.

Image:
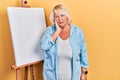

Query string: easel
11 61 42 80
11 0 38 80
20 0 30 7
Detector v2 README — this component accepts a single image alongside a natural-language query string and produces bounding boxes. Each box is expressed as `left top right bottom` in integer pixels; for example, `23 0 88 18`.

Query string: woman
40 4 88 80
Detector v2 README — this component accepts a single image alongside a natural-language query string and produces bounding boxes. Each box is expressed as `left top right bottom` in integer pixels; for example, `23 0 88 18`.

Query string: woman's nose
58 16 62 21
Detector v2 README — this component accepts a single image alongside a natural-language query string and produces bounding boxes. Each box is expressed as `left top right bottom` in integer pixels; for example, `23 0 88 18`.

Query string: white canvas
7 7 46 66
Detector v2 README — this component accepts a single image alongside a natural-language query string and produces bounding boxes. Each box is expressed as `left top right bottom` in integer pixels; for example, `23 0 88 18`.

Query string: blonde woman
40 4 88 80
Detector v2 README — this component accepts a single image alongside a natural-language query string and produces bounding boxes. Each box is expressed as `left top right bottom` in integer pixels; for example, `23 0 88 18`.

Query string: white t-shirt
57 37 73 80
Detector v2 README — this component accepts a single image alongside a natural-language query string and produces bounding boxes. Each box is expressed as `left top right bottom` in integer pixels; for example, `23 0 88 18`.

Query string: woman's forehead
54 9 66 15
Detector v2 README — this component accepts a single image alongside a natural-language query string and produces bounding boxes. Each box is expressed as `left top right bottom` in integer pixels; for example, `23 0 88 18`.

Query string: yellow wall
0 0 120 80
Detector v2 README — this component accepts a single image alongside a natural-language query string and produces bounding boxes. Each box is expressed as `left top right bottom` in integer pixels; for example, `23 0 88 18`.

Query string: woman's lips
59 22 63 24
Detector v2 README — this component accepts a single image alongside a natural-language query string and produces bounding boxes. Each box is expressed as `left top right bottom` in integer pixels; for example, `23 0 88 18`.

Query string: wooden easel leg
16 68 21 80
24 66 28 80
30 65 35 80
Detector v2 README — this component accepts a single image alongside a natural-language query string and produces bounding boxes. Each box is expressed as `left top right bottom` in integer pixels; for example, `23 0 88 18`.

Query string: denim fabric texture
40 24 88 80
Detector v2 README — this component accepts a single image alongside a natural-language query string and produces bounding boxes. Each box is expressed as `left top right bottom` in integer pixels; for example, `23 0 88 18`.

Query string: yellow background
0 0 120 80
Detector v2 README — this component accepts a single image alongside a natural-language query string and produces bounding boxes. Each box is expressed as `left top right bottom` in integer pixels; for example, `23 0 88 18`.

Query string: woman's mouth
59 22 63 24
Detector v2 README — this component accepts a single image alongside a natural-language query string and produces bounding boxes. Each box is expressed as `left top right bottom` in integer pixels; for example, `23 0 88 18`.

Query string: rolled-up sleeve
40 27 55 50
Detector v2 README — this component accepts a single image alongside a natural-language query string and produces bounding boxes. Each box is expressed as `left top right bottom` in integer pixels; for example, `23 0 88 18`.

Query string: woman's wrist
56 30 61 34
52 30 61 42
81 67 88 75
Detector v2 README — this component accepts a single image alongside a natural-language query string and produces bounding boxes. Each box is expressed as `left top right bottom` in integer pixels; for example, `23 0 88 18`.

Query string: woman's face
54 11 68 28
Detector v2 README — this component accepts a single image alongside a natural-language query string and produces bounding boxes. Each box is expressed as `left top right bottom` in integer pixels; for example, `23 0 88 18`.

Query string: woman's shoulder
45 25 55 34
70 24 83 32
71 24 85 39
45 24 56 32
46 24 55 29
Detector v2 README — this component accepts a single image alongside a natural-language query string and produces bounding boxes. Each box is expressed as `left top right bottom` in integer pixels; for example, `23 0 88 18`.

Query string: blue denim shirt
40 24 88 80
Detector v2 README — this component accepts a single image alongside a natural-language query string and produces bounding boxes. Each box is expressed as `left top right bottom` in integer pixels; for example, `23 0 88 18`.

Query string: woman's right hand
51 21 62 42
55 21 62 33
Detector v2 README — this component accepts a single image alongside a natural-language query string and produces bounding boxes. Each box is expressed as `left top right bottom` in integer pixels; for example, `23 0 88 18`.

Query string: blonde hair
50 4 72 24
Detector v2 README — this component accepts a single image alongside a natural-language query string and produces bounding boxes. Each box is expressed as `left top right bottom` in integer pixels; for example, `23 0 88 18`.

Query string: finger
55 20 57 24
55 21 58 27
55 21 57 25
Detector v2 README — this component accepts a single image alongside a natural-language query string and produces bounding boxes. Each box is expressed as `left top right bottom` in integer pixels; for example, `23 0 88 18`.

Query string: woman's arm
40 27 54 50
79 28 88 80
52 21 62 42
40 21 62 50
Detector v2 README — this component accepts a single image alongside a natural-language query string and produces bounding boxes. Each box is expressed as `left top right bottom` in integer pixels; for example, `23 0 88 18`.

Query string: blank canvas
7 7 46 66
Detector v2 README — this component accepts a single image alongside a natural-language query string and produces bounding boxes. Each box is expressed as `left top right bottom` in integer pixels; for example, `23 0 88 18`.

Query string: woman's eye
55 16 58 18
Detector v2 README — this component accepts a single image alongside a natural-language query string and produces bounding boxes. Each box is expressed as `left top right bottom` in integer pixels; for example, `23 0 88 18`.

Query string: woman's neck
59 25 70 40
61 24 70 33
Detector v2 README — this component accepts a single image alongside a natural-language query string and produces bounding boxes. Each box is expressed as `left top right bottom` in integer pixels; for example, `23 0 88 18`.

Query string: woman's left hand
80 73 87 80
